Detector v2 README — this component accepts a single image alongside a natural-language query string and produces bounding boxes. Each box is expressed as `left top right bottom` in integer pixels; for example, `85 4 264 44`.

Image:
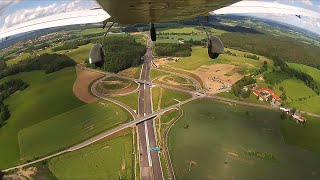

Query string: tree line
0 79 29 127
52 39 90 52
0 53 76 80
87 36 146 73
155 43 192 57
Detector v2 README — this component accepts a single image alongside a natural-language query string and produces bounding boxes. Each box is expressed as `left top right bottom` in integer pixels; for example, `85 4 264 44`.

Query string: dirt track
73 66 104 103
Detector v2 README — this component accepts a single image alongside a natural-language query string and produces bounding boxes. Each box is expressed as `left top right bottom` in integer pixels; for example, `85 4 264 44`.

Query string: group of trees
155 43 192 57
253 61 268 75
0 60 6 72
87 36 146 73
0 53 76 79
0 79 29 127
185 38 207 46
264 57 320 94
52 39 90 52
231 76 256 98
244 54 260 60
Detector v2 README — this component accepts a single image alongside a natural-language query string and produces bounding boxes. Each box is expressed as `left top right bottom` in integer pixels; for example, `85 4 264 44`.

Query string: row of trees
244 54 260 60
87 36 146 73
232 76 256 98
155 43 192 57
0 79 29 127
52 39 90 52
0 53 76 79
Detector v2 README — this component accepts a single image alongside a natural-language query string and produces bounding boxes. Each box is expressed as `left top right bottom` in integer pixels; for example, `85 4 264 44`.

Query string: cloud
0 0 22 16
301 0 313 6
1 1 86 31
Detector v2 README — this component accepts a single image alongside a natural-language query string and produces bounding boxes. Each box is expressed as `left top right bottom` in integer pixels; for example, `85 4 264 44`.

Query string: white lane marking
144 121 152 167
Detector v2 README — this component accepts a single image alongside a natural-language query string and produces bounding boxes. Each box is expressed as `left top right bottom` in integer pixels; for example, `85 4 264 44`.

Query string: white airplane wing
211 1 320 19
0 8 110 39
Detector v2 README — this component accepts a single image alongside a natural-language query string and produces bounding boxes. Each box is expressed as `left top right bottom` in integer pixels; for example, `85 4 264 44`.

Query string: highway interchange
4 35 320 179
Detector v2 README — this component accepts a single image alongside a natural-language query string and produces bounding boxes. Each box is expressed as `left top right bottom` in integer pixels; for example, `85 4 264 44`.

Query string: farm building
253 88 280 103
293 113 306 125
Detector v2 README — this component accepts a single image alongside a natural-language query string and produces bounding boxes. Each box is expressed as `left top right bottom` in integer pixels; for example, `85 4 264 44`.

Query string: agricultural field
0 68 84 169
288 96 320 115
168 99 320 180
18 100 130 161
152 87 192 111
288 63 320 84
49 131 134 180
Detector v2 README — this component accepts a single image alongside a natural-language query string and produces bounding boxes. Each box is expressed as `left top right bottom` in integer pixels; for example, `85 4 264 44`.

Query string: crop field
168 99 320 180
49 132 133 180
0 68 84 169
288 63 320 84
18 100 130 160
64 43 93 63
274 78 317 102
169 46 265 72
152 87 192 110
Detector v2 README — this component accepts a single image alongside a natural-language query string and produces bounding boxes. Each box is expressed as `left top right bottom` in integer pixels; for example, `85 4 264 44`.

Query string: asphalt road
137 36 163 180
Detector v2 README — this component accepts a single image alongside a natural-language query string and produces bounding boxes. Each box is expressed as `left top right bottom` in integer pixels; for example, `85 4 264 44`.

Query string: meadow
110 92 139 112
169 46 268 73
49 132 134 180
168 99 320 180
0 68 84 169
288 63 320 84
18 100 130 161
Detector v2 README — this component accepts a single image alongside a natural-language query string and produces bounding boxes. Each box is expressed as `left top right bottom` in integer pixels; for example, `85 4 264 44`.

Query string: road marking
144 121 152 167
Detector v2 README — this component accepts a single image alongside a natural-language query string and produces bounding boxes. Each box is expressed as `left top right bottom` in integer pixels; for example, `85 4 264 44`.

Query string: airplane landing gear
150 23 156 42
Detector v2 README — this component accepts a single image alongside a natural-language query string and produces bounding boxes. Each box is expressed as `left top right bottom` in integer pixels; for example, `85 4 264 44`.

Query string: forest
0 79 29 127
219 32 320 69
0 53 76 79
52 39 90 52
87 36 146 73
155 43 192 57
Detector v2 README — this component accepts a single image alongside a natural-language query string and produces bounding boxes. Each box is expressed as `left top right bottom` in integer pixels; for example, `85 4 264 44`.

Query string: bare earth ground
73 66 104 103
154 57 243 92
4 167 37 180
191 64 243 91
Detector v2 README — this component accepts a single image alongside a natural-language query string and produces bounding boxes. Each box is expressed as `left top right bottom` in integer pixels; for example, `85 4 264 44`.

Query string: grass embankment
169 99 320 180
97 76 138 95
0 68 84 169
117 66 142 79
154 74 196 91
49 131 134 180
152 87 192 111
150 68 170 80
111 92 139 112
18 101 130 160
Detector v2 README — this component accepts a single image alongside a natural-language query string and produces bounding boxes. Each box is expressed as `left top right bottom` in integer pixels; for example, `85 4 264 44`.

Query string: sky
0 0 319 35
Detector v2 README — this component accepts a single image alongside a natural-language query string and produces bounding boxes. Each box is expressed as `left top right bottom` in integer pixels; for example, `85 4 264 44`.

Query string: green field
152 87 192 110
101 76 132 90
111 92 139 112
288 96 320 115
169 46 267 73
64 43 93 63
49 132 133 180
169 99 320 180
0 68 84 169
18 101 130 160
217 91 266 105
288 63 320 84
150 68 170 80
